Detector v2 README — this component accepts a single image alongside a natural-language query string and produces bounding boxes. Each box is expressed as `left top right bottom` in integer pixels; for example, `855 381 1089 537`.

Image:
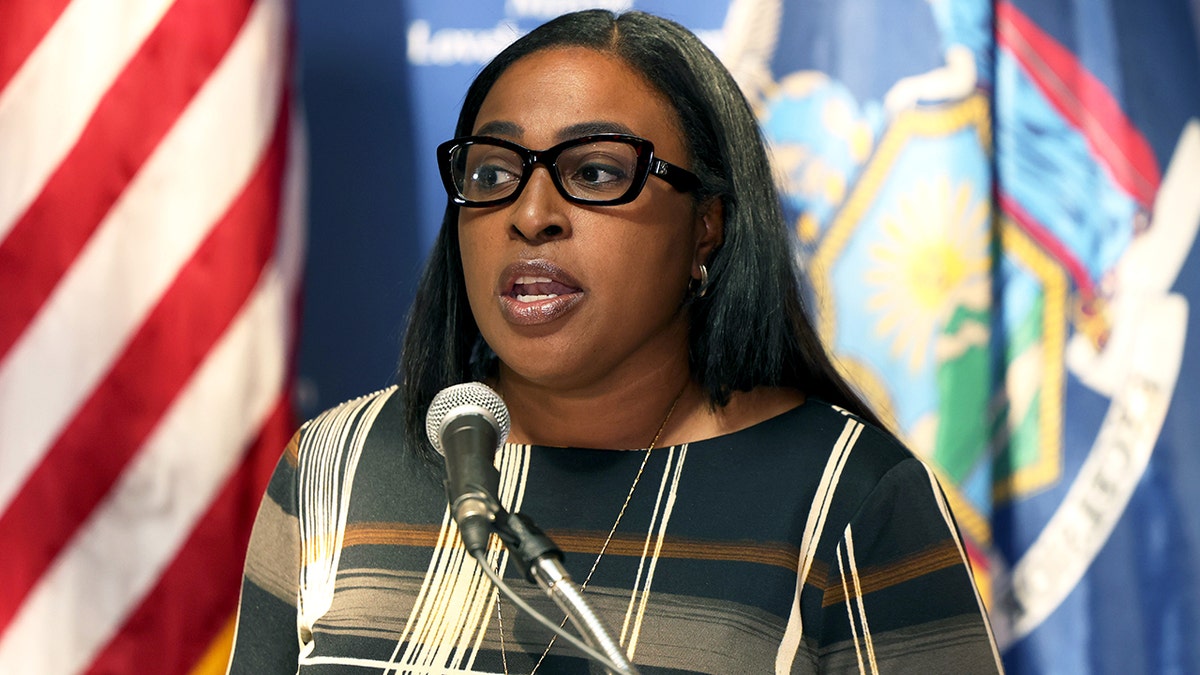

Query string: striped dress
228 386 1003 674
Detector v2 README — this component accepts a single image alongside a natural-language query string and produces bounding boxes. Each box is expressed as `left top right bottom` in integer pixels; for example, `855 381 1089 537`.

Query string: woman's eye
571 161 626 186
469 163 519 191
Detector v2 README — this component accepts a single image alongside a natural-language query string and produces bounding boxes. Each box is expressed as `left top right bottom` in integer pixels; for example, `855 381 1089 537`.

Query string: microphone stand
488 510 641 675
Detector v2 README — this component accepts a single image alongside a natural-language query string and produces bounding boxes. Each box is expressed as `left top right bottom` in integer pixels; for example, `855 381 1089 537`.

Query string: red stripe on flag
85 395 293 675
0 104 289 634
996 0 1161 207
0 0 71 92
0 0 255 363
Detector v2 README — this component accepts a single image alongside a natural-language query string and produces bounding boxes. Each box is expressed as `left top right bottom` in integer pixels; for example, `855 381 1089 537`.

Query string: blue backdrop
293 2 1200 672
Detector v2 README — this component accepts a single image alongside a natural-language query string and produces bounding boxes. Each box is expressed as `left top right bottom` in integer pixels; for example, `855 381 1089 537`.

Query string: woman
229 10 1002 674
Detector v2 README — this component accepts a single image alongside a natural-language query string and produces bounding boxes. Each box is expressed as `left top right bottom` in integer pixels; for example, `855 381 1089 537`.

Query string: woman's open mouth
498 262 585 326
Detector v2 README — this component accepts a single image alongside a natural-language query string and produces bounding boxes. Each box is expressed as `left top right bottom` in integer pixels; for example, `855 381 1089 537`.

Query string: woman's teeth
513 275 562 302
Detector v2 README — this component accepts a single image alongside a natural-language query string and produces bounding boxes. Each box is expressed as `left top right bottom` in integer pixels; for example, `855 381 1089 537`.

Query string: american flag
0 0 303 672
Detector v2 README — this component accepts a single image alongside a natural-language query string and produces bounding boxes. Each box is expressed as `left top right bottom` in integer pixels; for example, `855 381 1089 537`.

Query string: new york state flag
719 0 1200 672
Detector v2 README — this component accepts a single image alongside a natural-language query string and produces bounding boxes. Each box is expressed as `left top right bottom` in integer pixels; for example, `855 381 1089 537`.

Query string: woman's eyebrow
472 119 637 143
557 120 635 141
473 120 523 137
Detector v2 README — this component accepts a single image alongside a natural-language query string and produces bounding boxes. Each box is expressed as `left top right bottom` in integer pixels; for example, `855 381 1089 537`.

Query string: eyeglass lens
450 139 641 203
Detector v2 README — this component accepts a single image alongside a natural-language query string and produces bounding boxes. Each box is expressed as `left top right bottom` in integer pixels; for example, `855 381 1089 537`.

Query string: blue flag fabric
399 1 1200 671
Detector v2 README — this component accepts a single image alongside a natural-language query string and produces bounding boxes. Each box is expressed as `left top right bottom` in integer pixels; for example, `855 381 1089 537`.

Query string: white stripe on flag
0 0 287 514
0 0 174 240
0 232 300 674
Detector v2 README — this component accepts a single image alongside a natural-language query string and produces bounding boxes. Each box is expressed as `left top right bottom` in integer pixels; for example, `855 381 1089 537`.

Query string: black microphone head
425 382 511 454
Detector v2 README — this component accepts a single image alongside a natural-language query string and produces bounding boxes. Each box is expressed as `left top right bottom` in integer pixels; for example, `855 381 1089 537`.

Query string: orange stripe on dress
822 540 963 607
343 523 805 571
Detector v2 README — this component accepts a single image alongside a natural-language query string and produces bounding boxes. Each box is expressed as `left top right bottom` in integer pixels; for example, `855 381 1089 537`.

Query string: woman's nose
508 167 572 243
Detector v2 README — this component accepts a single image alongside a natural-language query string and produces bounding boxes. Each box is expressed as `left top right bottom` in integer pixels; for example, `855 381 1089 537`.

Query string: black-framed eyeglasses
436 133 700 207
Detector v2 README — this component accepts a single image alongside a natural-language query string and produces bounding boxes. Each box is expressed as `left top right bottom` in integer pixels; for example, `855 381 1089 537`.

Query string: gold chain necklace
497 390 683 675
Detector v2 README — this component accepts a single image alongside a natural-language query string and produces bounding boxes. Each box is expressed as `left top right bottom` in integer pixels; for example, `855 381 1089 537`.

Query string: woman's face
458 46 719 393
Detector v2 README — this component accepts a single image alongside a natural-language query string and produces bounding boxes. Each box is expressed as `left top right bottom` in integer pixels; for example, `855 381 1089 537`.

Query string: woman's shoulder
715 389 907 453
786 400 943 523
291 385 409 463
792 397 918 478
703 390 920 492
288 384 443 498
299 385 402 433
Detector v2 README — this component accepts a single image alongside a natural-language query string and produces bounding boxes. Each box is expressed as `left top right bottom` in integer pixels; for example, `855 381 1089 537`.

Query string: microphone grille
425 382 511 454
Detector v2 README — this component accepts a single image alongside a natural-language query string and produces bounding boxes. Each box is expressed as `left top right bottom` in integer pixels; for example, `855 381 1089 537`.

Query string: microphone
425 382 511 553
425 382 639 674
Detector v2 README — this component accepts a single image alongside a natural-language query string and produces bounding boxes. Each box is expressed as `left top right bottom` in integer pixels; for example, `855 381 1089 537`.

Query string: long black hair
399 10 883 463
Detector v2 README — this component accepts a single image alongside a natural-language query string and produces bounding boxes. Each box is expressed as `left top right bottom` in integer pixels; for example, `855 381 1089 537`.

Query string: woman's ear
693 196 725 276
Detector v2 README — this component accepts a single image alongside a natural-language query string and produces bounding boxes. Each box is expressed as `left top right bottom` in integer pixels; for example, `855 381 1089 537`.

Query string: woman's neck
495 362 698 450
494 366 807 450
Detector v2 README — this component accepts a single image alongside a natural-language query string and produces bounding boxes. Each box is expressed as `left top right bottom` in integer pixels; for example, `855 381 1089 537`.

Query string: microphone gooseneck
425 382 511 553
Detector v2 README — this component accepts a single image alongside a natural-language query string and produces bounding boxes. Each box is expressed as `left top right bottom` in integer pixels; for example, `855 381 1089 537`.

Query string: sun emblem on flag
864 175 990 373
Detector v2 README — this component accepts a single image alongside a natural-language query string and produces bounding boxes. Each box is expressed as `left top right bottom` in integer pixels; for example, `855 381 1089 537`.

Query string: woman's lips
498 261 584 326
